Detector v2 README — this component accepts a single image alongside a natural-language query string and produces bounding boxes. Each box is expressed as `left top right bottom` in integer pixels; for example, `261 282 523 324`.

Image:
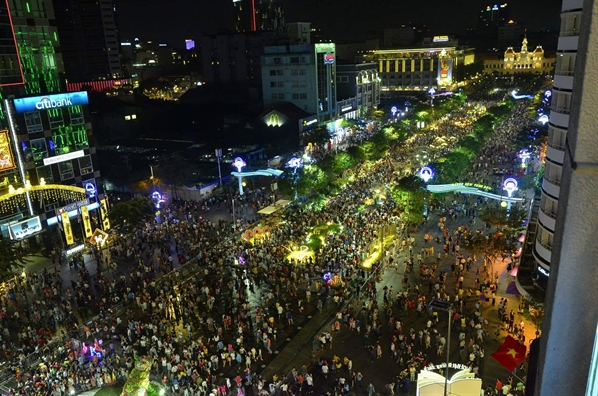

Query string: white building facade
532 0 581 279
261 43 337 122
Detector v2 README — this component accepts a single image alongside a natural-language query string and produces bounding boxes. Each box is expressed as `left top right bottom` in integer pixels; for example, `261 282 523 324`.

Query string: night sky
116 0 562 47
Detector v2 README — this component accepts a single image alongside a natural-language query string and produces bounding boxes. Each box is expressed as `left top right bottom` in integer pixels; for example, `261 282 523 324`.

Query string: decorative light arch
0 179 87 213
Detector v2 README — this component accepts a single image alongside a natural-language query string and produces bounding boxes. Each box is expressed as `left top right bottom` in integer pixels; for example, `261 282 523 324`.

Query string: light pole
232 157 246 196
502 177 519 212
215 148 223 188
286 157 303 201
391 106 398 121
430 298 452 396
428 87 436 106
418 166 434 218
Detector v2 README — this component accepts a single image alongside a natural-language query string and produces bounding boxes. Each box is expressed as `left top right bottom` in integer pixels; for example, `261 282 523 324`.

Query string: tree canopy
109 198 155 233
0 236 26 278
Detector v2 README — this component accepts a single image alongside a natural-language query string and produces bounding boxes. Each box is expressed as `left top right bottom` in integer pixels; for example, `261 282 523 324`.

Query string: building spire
521 29 528 53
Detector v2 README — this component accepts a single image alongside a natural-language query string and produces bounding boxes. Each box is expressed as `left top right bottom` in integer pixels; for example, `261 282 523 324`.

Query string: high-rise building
261 42 337 122
532 0 580 281
200 30 276 100
0 0 106 252
479 3 510 29
52 0 122 83
233 0 284 33
533 0 598 394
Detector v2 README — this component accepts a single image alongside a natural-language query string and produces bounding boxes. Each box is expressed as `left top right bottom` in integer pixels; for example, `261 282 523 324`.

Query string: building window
300 93 307 99
125 115 131 120
24 111 43 133
30 138 48 162
273 57 281 64
78 155 93 175
69 106 84 125
59 160 74 181
270 81 277 88
299 69 306 75
37 165 54 184
277 81 284 87
47 108 64 130
271 93 284 100
269 69 283 76
337 76 349 83
290 56 300 64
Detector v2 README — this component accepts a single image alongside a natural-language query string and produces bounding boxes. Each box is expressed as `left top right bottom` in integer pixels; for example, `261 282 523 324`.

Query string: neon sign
418 166 434 183
503 178 519 197
13 91 89 113
510 90 534 100
85 182 96 198
233 157 246 172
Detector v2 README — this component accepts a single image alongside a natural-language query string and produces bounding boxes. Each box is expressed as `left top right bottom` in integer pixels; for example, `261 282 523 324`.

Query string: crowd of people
0 97 537 396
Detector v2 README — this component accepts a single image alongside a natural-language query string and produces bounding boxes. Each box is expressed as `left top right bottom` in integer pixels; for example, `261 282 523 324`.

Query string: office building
336 63 380 117
479 3 510 29
200 31 276 100
498 20 524 46
52 0 122 82
364 43 474 90
233 0 284 33
482 36 556 74
0 0 106 252
533 0 598 394
383 27 415 47
287 22 311 44
261 42 337 122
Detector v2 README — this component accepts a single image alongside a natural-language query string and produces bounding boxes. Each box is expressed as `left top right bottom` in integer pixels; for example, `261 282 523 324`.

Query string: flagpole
501 365 526 385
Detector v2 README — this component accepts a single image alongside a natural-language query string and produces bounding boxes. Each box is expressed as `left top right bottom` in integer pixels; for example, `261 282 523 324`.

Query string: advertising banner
0 130 16 171
100 199 110 230
13 91 89 114
81 206 92 238
8 216 41 240
61 211 74 245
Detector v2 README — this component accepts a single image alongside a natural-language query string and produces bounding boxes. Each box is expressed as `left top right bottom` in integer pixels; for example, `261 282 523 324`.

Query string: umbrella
506 281 522 296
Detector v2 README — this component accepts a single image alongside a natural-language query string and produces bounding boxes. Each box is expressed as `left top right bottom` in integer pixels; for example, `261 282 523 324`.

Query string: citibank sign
13 91 89 114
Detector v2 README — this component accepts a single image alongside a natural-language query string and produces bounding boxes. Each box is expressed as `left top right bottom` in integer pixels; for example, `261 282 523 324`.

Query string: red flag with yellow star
492 336 527 372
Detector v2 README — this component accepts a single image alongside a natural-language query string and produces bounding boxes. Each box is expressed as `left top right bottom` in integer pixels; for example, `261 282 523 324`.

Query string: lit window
125 115 131 120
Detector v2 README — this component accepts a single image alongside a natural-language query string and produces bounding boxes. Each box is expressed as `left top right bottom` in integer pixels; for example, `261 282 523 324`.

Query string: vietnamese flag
491 336 527 372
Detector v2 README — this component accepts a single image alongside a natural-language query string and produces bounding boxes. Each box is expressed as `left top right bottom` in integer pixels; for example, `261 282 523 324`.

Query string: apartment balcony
538 205 557 232
561 0 583 12
546 143 566 164
534 237 553 265
554 74 574 90
549 111 569 128
558 35 579 51
542 175 562 197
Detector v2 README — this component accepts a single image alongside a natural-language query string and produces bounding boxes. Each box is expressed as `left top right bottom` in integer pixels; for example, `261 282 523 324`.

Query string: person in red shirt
495 378 503 393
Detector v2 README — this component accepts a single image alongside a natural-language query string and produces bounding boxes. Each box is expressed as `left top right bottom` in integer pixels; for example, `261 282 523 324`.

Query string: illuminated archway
0 181 87 214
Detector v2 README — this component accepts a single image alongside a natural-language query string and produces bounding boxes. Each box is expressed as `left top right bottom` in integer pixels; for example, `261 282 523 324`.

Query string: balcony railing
537 239 553 252
540 206 558 219
544 175 562 186
551 106 571 114
554 69 574 76
548 139 566 151
560 29 580 37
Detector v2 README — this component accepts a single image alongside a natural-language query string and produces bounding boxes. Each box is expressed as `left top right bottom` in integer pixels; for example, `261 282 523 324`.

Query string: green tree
330 152 355 174
454 61 484 82
297 164 329 195
155 154 195 197
463 230 519 261
347 145 366 163
0 236 26 277
479 206 527 230
109 198 155 233
390 176 428 226
304 127 331 147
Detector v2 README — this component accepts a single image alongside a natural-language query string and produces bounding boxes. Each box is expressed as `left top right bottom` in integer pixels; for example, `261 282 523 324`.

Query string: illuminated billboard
0 0 25 87
0 130 16 171
324 54 335 65
13 91 89 114
185 39 195 50
8 216 42 240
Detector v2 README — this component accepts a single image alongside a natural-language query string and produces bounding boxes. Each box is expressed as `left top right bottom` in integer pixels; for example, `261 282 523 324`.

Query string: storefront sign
433 36 449 42
324 54 335 65
81 205 92 238
537 266 549 277
423 362 469 372
341 105 352 112
58 199 89 214
8 216 41 240
13 91 89 113
85 182 97 198
43 150 85 166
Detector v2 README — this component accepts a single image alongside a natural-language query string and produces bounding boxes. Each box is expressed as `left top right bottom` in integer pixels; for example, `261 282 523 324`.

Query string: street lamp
232 157 246 195
286 157 303 201
391 106 398 120
418 166 434 218
429 87 436 106
429 298 452 396
502 177 519 212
